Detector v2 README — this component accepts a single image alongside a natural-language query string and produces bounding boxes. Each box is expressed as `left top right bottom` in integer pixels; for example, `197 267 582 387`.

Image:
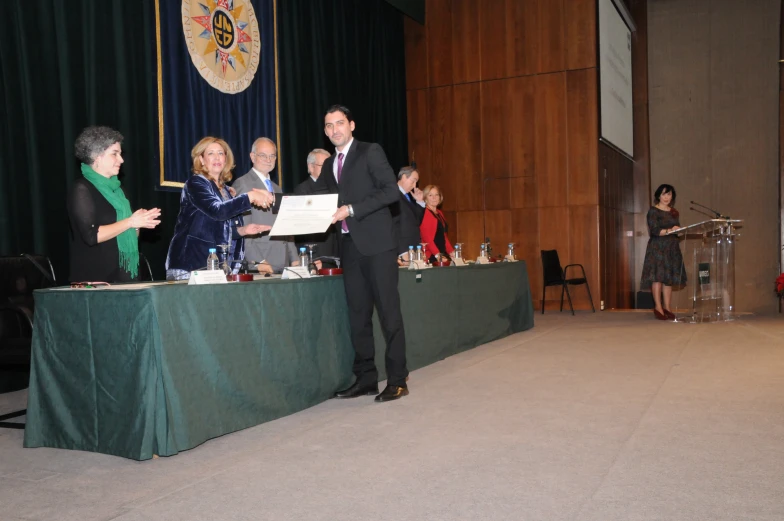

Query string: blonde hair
422 184 443 206
191 137 235 186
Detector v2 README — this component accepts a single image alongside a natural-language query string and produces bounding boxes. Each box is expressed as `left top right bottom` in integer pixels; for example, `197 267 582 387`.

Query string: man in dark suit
295 148 337 259
316 104 409 402
391 166 425 264
294 148 330 195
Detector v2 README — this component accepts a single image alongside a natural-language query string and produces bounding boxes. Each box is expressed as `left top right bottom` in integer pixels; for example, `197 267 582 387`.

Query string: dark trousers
341 235 408 387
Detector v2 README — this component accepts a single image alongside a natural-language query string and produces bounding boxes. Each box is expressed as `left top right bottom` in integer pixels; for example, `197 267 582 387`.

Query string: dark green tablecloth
24 262 534 460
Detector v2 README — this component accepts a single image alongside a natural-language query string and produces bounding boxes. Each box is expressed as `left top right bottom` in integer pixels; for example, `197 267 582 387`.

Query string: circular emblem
182 0 261 94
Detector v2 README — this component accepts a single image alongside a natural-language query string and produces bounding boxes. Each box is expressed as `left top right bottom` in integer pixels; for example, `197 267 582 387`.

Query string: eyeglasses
254 153 277 161
70 281 110 289
314 163 324 167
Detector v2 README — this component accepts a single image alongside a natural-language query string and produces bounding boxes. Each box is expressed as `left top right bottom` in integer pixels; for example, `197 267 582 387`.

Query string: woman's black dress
67 178 137 283
640 206 686 289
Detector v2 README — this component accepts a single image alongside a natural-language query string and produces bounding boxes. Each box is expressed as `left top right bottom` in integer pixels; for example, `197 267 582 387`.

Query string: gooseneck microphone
690 200 729 219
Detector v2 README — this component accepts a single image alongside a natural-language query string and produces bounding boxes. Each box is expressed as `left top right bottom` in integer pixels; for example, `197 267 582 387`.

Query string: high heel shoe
663 309 676 320
653 309 667 320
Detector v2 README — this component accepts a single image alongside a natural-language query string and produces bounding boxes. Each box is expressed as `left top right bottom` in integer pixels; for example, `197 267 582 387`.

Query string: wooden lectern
667 218 743 323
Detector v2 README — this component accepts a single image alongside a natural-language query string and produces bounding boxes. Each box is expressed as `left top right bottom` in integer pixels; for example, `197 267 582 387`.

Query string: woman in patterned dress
640 184 686 320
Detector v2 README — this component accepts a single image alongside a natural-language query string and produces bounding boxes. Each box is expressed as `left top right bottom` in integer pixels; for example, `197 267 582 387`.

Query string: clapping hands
129 208 162 229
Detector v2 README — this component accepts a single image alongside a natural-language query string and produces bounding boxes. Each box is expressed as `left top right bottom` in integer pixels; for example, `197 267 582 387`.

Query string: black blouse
66 178 136 283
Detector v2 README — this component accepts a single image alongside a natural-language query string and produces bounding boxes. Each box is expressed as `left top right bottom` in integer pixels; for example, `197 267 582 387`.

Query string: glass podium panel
668 219 741 323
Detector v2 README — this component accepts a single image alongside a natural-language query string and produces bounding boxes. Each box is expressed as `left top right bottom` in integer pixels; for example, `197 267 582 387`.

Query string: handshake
247 188 275 209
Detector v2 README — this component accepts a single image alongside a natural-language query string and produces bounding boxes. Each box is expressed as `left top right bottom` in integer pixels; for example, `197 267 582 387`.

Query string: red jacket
419 208 454 259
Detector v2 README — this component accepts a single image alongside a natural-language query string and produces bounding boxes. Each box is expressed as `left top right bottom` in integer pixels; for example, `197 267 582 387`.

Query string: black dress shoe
333 382 379 399
374 385 409 402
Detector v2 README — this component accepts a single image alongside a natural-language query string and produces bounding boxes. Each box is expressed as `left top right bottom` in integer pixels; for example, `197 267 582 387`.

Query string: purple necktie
337 153 348 232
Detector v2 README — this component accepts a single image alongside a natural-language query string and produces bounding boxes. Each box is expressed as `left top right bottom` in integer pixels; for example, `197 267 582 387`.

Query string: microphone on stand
690 200 729 219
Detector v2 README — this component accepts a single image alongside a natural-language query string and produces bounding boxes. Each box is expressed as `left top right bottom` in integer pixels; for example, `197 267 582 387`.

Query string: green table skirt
24 262 534 460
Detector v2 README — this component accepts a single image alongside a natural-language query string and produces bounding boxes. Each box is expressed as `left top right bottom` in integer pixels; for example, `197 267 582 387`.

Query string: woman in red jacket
419 185 454 263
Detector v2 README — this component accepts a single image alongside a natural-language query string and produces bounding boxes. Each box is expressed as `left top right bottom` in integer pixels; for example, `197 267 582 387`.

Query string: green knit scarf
81 163 138 278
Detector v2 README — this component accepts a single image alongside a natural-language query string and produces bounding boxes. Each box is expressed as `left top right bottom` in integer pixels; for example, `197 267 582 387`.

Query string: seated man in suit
294 148 330 195
390 166 425 265
295 148 338 263
232 137 299 274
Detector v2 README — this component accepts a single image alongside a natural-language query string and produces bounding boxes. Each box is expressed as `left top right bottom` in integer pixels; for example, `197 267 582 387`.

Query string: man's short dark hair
325 104 353 123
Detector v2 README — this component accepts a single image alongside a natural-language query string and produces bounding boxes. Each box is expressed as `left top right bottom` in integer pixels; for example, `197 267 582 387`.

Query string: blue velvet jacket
165 175 251 272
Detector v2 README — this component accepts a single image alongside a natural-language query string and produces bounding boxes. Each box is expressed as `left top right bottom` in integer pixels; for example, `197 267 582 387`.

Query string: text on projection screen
599 0 633 157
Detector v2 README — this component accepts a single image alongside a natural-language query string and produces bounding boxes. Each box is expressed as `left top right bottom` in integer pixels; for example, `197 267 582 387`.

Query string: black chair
540 249 595 315
0 254 57 428
139 253 154 282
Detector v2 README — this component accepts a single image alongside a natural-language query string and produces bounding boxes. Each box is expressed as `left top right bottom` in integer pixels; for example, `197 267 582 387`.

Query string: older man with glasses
232 137 299 274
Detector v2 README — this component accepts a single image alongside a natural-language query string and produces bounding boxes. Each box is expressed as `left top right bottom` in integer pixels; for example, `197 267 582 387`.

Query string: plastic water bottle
507 243 516 261
408 245 415 270
416 244 423 262
480 243 487 258
299 247 309 268
206 248 219 270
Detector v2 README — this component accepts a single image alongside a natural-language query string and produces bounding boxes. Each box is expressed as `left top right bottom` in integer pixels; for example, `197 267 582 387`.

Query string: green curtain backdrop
277 0 409 191
0 0 177 281
0 0 408 279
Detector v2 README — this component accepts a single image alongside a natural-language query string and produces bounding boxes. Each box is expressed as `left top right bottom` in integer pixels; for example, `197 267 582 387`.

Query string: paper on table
268 194 338 236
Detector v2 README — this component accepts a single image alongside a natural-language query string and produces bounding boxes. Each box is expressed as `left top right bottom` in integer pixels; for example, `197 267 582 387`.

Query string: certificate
268 194 338 236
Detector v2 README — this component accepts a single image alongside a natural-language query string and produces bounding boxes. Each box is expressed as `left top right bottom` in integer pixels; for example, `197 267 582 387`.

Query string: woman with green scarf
67 126 161 283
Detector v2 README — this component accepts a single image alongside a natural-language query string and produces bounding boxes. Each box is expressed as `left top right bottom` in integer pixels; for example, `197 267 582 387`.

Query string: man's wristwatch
347 204 354 217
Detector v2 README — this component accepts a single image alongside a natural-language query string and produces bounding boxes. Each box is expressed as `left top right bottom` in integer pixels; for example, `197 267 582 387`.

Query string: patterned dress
640 207 687 289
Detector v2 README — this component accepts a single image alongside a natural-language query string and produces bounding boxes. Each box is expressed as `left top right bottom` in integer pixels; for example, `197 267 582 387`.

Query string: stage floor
2 311 784 521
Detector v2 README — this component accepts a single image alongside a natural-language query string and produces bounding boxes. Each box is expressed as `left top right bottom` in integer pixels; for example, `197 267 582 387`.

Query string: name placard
452 258 467 266
475 256 491 265
282 266 311 279
188 270 228 285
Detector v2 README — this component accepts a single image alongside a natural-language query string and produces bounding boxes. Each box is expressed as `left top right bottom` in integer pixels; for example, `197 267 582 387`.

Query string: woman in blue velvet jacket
165 137 274 280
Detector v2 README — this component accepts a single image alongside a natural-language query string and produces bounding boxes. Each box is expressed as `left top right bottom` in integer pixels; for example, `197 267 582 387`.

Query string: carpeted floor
1 312 783 521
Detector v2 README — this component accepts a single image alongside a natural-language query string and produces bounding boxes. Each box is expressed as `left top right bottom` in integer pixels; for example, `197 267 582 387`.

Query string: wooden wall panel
568 205 600 308
426 0 453 87
538 206 570 256
508 76 536 178
452 0 480 84
598 143 635 309
484 178 511 210
565 0 597 70
505 0 540 77
566 68 599 206
480 79 511 179
407 89 430 178
511 208 540 299
452 83 482 212
405 0 642 310
485 210 512 253
456 211 486 257
479 0 508 80
510 176 537 208
404 16 428 91
441 210 458 249
428 86 453 206
535 73 568 208
538 0 566 73
539 206 570 309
